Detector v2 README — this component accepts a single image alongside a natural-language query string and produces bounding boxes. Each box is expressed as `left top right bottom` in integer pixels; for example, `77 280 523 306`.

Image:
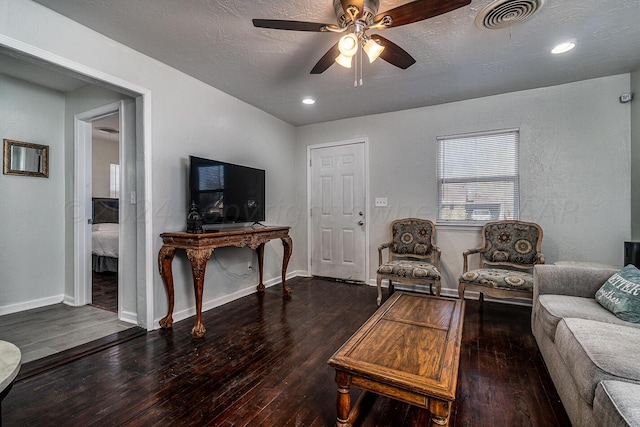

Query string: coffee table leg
335 371 351 427
429 399 452 426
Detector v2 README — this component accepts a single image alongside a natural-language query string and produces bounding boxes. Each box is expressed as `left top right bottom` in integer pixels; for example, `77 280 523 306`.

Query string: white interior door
309 142 366 281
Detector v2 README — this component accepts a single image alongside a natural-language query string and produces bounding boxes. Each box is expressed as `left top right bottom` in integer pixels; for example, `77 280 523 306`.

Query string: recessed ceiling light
302 97 316 105
551 41 575 54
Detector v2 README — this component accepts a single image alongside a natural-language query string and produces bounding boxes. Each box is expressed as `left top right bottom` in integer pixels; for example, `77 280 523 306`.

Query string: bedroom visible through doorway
91 112 120 313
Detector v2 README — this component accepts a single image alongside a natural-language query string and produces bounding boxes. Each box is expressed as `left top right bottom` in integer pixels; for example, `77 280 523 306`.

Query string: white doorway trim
306 138 370 283
0 34 155 330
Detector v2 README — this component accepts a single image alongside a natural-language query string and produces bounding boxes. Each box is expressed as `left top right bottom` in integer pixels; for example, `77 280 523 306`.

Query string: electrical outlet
375 197 388 207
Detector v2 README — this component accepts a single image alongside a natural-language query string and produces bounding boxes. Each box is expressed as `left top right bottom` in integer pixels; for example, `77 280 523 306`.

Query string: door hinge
309 158 312 167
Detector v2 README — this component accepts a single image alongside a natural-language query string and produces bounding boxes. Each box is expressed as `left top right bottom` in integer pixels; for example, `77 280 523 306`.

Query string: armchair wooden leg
389 280 394 295
376 275 383 306
458 283 465 300
435 280 441 297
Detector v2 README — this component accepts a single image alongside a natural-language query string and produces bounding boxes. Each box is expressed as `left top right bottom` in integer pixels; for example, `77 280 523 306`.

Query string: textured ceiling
25 0 640 126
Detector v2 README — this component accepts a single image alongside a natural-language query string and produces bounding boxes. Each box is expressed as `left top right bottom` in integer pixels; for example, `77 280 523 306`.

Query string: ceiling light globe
363 39 385 63
335 53 353 68
338 34 358 57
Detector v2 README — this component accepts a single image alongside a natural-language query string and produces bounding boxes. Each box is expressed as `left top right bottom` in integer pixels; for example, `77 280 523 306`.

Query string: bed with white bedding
92 198 119 273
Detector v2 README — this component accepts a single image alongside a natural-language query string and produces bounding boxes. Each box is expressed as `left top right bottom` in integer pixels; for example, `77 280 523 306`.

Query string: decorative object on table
458 220 544 304
186 202 204 234
3 139 49 178
376 218 441 306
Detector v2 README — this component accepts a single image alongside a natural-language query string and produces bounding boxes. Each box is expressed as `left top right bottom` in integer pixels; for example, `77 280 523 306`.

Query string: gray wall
631 69 640 239
0 0 634 322
0 74 66 312
296 74 632 292
92 136 119 198
1 0 299 327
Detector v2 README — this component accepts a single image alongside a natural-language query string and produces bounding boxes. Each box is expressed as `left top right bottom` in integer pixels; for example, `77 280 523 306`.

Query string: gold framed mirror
3 139 49 178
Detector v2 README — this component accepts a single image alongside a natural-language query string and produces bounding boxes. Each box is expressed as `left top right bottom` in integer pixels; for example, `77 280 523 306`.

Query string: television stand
158 225 292 338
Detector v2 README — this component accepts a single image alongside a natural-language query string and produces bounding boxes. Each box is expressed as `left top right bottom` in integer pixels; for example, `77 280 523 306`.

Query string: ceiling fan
253 0 471 79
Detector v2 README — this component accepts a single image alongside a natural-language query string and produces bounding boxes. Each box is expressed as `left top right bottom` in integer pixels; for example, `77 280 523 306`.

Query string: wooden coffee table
328 292 465 427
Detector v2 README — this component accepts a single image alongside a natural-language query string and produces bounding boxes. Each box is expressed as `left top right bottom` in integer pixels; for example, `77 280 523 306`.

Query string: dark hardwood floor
91 271 118 313
3 277 570 426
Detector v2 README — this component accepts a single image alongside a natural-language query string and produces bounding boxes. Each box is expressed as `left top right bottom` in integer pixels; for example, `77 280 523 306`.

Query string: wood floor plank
3 278 570 426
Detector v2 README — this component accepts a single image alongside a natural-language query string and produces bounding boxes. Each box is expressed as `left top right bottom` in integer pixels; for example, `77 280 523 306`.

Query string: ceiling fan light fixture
338 33 358 57
335 53 353 68
363 38 385 63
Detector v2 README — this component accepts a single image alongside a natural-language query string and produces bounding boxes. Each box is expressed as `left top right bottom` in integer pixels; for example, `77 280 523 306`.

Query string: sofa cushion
535 295 640 342
595 264 640 323
594 380 640 427
555 318 640 405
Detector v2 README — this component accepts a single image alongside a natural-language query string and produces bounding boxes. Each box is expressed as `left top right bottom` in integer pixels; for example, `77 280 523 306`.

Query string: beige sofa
532 265 640 426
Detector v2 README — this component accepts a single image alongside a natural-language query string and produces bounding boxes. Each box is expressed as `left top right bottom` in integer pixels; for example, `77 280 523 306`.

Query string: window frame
436 128 520 226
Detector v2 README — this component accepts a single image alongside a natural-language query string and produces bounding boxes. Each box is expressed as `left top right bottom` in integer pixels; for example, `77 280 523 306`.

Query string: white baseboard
119 310 138 324
152 269 310 329
0 295 64 316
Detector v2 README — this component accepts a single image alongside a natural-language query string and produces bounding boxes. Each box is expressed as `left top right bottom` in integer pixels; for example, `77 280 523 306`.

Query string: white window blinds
109 163 120 199
437 129 520 224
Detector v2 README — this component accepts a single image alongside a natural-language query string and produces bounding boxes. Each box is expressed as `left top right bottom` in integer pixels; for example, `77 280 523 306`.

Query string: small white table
0 341 21 427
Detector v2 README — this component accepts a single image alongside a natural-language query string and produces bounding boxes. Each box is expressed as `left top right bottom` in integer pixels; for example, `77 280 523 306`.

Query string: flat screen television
189 156 265 224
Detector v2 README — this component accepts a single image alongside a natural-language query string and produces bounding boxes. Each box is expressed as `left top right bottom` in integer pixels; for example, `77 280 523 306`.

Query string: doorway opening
90 112 120 313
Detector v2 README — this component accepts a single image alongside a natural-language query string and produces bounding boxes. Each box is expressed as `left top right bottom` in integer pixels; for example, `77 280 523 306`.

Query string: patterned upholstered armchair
458 220 544 303
376 218 441 306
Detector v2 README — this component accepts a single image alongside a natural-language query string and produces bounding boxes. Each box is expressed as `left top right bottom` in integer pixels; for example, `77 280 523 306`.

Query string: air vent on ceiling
475 0 546 30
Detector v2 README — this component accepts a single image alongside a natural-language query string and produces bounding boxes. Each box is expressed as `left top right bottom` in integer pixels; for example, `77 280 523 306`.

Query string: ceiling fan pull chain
359 45 363 87
354 45 358 87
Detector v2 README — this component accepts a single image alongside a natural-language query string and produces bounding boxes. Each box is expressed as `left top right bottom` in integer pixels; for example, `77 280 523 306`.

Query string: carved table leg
186 248 212 338
280 235 293 296
256 243 265 292
335 370 352 427
429 398 452 426
158 245 176 328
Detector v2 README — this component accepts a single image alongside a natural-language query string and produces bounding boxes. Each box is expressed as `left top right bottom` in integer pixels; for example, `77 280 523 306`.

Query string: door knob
359 211 364 216
358 221 364 226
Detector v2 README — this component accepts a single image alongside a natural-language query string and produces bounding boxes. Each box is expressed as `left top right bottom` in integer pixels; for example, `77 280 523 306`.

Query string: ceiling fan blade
310 42 341 74
252 19 331 32
341 0 365 19
374 0 471 28
371 35 416 69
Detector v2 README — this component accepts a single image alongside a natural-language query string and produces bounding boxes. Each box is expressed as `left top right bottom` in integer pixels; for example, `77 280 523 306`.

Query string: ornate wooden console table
158 225 292 338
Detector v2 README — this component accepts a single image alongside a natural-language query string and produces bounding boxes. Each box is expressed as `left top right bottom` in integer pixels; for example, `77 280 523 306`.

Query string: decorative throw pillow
595 264 640 323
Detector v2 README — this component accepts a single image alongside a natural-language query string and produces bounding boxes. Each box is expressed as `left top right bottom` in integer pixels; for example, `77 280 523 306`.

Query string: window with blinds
437 129 520 224
109 163 120 199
